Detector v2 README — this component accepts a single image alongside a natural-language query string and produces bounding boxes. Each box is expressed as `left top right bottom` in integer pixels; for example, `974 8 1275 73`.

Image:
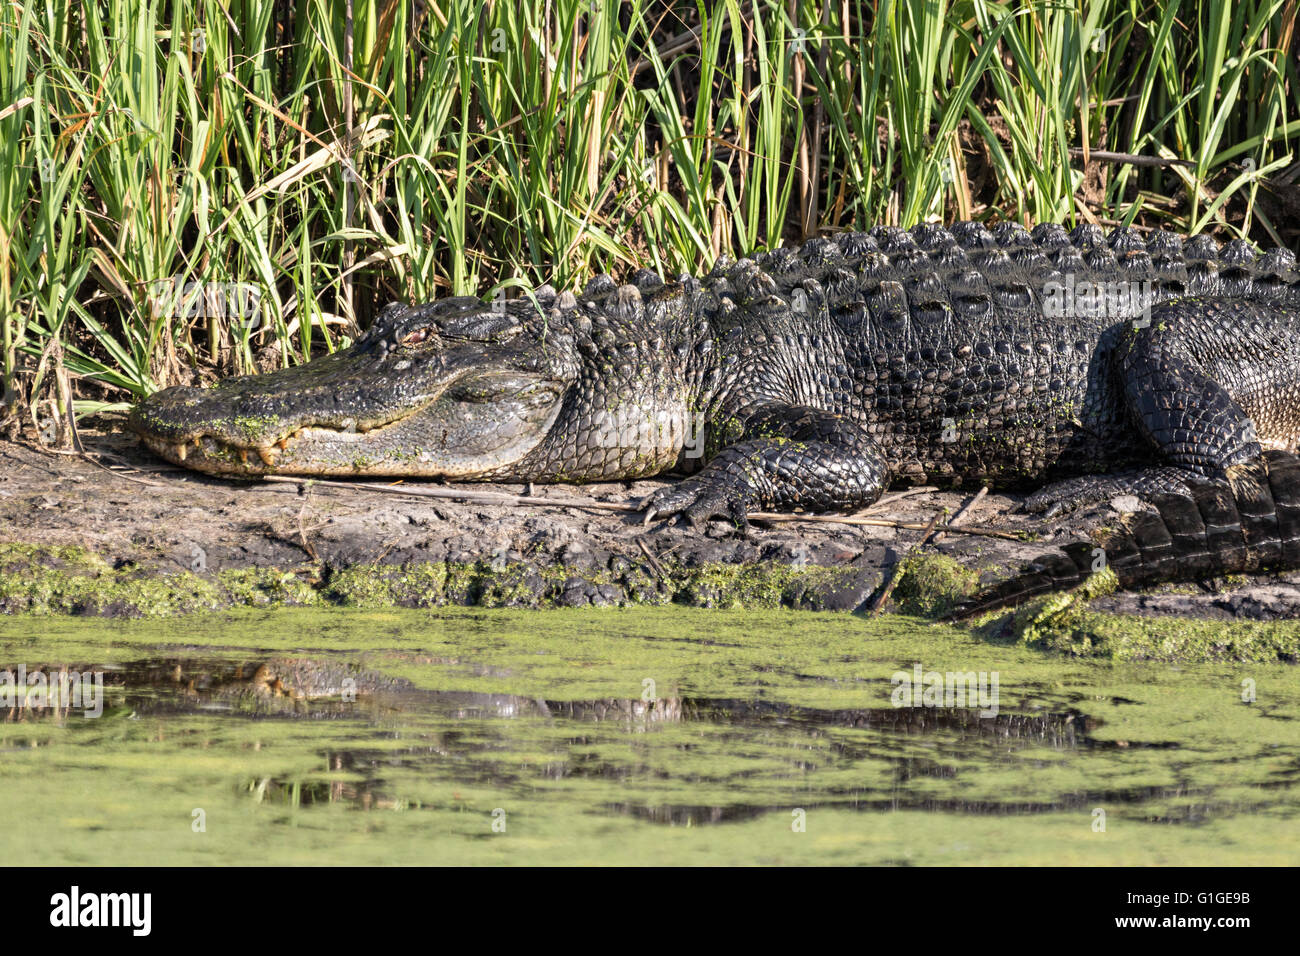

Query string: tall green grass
1 0 1297 433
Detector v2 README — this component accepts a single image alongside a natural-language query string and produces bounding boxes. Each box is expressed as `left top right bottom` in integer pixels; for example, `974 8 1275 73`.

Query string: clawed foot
639 476 753 533
1023 481 1099 520
1024 468 1201 520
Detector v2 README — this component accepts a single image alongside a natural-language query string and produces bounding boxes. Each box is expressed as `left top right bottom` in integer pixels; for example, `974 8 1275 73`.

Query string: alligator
167 657 412 716
128 221 1300 613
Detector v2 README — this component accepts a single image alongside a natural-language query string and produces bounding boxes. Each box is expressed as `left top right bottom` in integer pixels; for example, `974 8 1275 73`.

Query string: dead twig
75 450 166 487
371 535 403 565
258 476 1025 540
747 511 1022 540
1068 148 1195 168
932 485 987 544
637 538 666 580
82 449 188 474
863 486 938 510
262 474 632 513
296 489 319 562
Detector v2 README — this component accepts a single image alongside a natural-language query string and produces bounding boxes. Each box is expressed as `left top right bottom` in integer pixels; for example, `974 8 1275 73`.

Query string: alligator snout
129 323 574 479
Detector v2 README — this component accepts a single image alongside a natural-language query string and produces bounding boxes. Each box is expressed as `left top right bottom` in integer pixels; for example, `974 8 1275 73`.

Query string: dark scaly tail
948 451 1300 619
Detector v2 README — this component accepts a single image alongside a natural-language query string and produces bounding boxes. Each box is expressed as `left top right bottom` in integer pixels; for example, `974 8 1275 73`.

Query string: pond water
2 608 1297 865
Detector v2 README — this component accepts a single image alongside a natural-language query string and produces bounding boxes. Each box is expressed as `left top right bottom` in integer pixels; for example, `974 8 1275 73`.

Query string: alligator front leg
1029 298 1271 517
639 405 889 529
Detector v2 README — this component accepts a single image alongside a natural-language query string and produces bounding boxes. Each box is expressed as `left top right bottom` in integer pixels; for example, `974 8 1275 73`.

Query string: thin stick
76 450 166 488
1067 148 1195 168
260 474 633 512
950 485 989 525
868 510 942 615
296 488 319 563
756 514 1019 540
864 486 937 510
637 538 666 580
258 475 1024 540
932 485 987 543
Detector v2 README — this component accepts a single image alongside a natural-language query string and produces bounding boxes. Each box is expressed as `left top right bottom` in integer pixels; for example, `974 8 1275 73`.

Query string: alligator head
128 280 700 481
128 296 580 478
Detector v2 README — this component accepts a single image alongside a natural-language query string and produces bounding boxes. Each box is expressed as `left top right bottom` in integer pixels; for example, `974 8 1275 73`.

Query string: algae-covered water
2 608 1298 865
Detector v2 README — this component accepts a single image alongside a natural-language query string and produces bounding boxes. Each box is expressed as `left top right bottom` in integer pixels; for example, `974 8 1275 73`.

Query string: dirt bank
4 422 1300 622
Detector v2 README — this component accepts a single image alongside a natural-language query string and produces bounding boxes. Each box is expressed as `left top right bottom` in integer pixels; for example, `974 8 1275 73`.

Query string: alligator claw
638 477 753 534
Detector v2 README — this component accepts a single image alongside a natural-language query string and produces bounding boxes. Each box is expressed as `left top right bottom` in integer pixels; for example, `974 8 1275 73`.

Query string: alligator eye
400 328 431 347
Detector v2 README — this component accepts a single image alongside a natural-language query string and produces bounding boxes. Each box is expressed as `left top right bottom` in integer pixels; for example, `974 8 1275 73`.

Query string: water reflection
6 655 1285 828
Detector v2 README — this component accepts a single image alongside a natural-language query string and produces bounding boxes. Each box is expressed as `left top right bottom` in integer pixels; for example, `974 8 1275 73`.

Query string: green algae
1011 606 1300 663
6 542 1300 662
971 568 1300 662
893 551 981 617
2 607 1297 865
0 543 857 617
0 544 320 616
230 414 281 443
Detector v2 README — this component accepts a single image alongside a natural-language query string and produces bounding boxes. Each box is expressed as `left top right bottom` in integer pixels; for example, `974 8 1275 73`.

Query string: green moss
0 542 855 616
973 567 1300 661
231 414 281 442
218 568 322 608
326 563 448 608
0 544 224 616
677 561 805 609
1029 607 1300 662
892 551 981 617
0 542 105 574
0 544 334 616
5 542 1300 662
984 567 1120 651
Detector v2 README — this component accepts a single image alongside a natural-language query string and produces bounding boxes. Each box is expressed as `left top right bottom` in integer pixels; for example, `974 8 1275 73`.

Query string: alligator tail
948 451 1300 620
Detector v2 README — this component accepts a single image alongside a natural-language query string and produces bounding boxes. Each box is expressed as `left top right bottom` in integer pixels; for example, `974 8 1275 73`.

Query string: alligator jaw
130 368 568 479
137 421 391 477
132 401 425 476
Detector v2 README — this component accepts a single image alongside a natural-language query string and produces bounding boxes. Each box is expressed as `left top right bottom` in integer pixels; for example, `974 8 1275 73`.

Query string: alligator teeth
238 449 249 466
257 447 277 467
174 442 188 462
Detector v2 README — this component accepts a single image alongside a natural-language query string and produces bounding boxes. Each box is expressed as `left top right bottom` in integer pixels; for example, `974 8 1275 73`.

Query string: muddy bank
5 425 1300 625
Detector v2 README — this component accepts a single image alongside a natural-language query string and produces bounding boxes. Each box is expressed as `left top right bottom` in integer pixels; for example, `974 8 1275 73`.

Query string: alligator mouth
137 413 422 471
130 367 566 478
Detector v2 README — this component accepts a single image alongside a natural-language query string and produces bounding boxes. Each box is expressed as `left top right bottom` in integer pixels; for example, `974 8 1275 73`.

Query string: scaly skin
130 222 1300 609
